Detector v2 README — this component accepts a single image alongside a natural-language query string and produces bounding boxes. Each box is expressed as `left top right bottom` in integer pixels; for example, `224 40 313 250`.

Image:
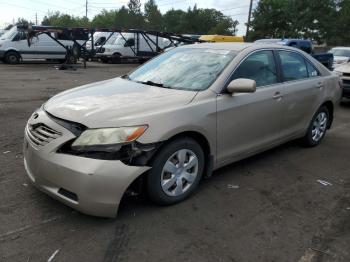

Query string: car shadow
340 99 350 108
117 139 301 218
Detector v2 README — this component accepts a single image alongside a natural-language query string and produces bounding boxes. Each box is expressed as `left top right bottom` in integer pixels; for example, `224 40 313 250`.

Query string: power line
218 4 250 12
0 2 48 15
29 0 82 11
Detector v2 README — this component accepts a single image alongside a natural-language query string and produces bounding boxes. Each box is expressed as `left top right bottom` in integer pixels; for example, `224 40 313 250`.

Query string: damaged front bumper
23 109 151 217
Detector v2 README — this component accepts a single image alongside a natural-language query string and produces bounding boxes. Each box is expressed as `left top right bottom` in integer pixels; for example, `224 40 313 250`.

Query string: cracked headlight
71 125 148 148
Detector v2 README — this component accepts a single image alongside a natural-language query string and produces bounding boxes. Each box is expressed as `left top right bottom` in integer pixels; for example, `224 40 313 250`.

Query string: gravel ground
0 61 349 262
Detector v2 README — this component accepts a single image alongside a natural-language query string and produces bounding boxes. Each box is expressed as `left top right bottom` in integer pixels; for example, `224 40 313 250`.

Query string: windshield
114 37 126 46
330 49 350 57
128 48 235 91
0 26 17 40
105 34 118 45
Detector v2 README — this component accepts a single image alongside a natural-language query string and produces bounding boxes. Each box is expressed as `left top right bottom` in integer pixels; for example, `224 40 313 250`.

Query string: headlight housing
71 125 148 148
334 70 343 76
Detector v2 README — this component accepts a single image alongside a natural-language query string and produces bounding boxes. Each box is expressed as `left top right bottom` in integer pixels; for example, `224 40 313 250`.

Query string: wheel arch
4 49 22 60
321 100 334 129
124 130 214 196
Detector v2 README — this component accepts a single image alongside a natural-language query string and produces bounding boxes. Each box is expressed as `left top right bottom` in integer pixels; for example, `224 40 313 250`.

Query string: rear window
305 60 320 77
278 51 308 81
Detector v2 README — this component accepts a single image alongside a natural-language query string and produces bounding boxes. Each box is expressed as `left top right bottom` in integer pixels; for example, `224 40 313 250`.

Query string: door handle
273 92 283 100
316 82 324 88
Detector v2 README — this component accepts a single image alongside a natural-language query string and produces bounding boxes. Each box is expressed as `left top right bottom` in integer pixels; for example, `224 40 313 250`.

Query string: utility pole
35 13 38 25
246 0 253 38
85 0 88 19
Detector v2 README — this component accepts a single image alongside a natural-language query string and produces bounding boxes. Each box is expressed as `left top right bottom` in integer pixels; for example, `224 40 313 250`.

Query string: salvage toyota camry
24 43 341 217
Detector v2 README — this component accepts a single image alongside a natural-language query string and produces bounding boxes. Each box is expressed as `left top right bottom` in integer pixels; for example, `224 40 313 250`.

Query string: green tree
144 0 162 30
162 9 186 33
330 0 350 45
92 9 117 28
42 12 90 27
127 0 144 28
249 0 291 40
249 0 340 44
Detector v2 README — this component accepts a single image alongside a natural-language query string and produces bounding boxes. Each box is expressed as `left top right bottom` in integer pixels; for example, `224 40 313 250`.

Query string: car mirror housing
227 78 257 94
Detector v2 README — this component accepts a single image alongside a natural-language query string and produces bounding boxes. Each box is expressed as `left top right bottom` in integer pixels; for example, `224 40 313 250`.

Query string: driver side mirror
227 78 256 94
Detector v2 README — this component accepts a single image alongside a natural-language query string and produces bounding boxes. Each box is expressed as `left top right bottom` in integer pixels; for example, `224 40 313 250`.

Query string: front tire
5 51 20 64
146 138 205 205
302 106 329 147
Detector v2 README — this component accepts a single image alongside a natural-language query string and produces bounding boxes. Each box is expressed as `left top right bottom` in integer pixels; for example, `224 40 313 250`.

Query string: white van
85 32 111 50
97 32 171 63
0 29 6 37
0 26 84 64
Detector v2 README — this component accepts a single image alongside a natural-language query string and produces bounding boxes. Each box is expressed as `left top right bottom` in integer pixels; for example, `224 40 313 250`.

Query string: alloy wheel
312 112 327 142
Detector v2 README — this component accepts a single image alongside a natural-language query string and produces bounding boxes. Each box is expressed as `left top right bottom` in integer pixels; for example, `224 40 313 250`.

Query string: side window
279 51 308 81
13 31 26 41
230 50 278 87
305 60 319 77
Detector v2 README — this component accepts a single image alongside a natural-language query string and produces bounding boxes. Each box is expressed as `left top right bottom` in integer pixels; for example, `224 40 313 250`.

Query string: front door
217 50 284 165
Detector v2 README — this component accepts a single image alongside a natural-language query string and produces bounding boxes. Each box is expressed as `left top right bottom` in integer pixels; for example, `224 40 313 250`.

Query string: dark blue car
255 39 334 70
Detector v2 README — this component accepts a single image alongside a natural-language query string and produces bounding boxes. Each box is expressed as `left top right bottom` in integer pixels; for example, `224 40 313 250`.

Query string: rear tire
5 51 20 64
302 106 329 147
146 138 204 205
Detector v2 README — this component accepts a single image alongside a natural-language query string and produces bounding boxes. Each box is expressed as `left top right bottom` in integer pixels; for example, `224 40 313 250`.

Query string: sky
0 0 257 36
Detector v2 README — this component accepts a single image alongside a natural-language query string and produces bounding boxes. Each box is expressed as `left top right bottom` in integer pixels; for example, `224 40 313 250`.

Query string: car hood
334 56 349 62
334 63 350 73
44 77 197 128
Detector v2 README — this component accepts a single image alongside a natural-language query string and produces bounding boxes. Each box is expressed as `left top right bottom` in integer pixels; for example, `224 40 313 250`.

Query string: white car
0 26 84 64
329 47 350 68
334 63 350 98
97 32 171 63
0 29 7 37
85 32 111 50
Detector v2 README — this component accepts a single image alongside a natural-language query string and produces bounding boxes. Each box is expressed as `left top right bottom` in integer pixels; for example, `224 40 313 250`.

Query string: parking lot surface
0 62 349 262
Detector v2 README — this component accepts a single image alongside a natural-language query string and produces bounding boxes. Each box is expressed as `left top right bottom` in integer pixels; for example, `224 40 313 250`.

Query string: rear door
277 50 324 138
217 50 284 165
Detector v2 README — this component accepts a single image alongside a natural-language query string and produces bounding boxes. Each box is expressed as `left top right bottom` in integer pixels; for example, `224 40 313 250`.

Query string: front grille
343 79 350 85
343 73 350 77
26 123 61 147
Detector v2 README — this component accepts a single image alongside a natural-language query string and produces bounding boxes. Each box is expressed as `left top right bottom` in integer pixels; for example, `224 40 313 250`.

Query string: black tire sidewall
147 138 205 205
304 106 329 147
5 52 20 64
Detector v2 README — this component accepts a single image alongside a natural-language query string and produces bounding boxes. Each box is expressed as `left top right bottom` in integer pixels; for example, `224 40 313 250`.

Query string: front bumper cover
23 109 150 217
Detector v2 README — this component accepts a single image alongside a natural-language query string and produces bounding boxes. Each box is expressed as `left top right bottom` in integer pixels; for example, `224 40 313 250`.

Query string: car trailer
18 25 205 68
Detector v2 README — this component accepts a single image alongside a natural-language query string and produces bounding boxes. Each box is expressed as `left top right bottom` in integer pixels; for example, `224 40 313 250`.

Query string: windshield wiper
121 74 130 80
138 80 171 88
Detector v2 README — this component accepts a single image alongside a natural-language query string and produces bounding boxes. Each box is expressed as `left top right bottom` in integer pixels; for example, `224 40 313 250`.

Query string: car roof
179 42 253 51
179 42 299 52
332 47 350 50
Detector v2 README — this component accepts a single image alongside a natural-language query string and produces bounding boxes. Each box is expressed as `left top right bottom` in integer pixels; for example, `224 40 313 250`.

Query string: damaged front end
47 111 161 167
57 140 161 166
